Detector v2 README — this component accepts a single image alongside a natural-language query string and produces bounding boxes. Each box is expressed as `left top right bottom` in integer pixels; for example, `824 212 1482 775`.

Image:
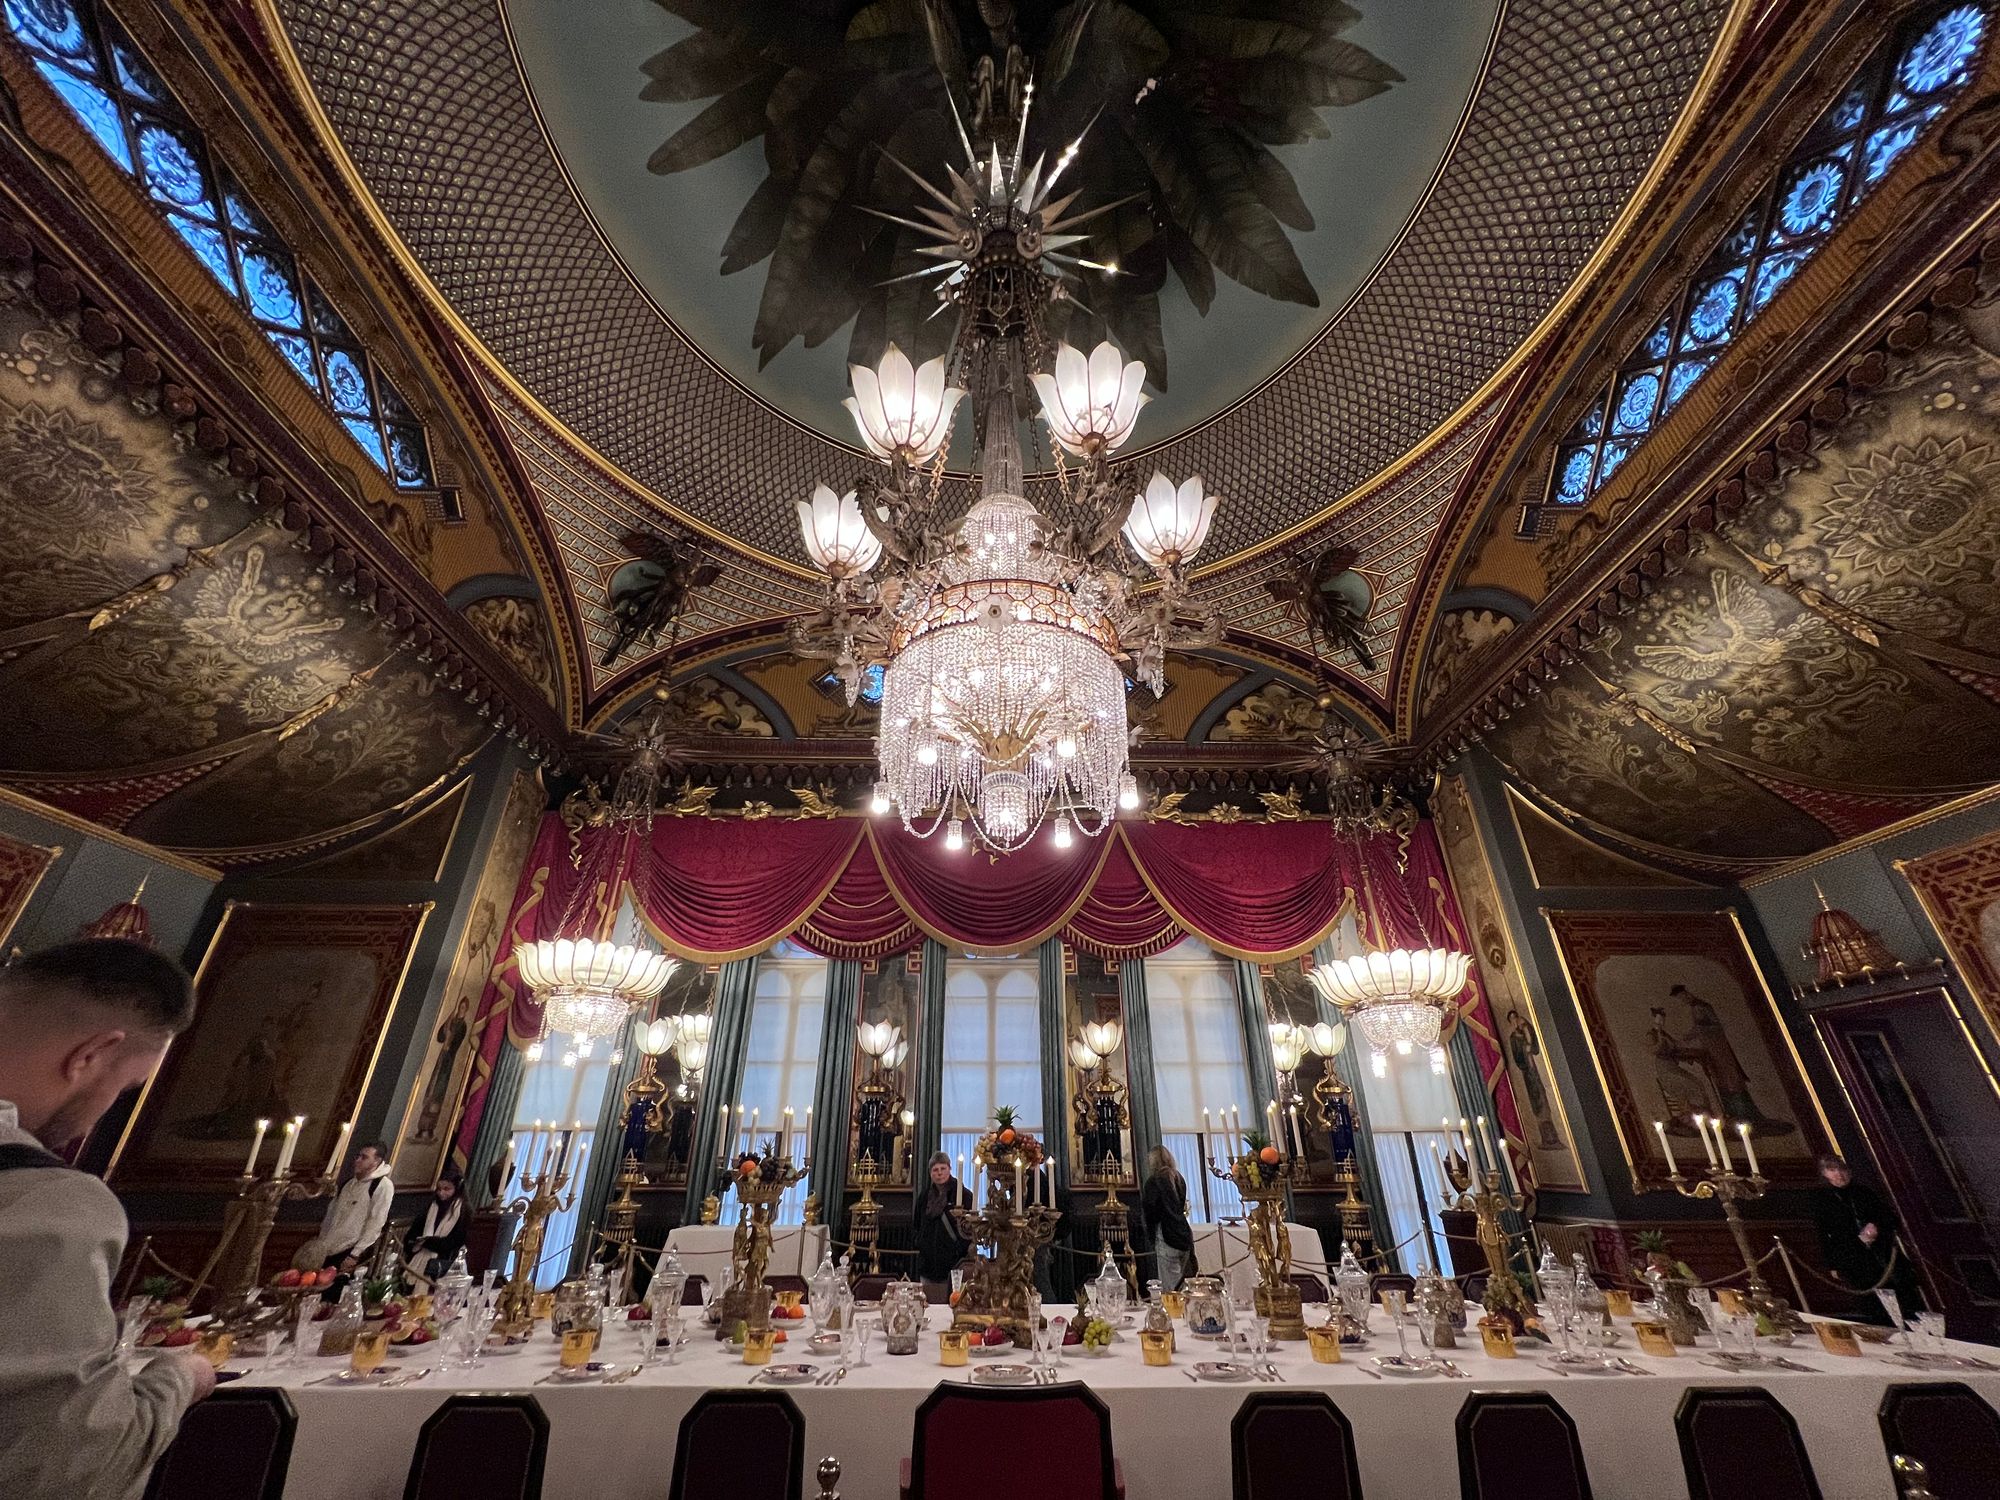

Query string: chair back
682 1273 708 1306
1879 1382 2000 1499
670 1390 807 1500
143 1387 296 1500
1676 1387 1821 1500
404 1394 549 1500
1371 1272 1415 1300
907 1383 1117 1500
765 1275 810 1295
1287 1273 1329 1304
1231 1392 1363 1500
851 1274 891 1301
1456 1391 1592 1500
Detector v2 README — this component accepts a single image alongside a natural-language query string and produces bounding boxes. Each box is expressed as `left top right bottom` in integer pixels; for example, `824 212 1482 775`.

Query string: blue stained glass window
111 37 167 104
815 662 887 704
322 348 374 417
167 213 236 293
1642 318 1673 360
1681 270 1743 349
377 378 415 422
342 417 387 468
135 120 209 212
6 0 90 60
1535 5 1988 523
236 241 301 328
1612 369 1662 435
1776 153 1849 241
266 330 317 385
1665 356 1713 408
387 425 433 489
1553 447 1595 505
39 67 128 169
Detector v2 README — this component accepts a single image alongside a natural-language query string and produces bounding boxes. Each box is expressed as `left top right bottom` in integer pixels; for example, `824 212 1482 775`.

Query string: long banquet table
227 1305 1999 1499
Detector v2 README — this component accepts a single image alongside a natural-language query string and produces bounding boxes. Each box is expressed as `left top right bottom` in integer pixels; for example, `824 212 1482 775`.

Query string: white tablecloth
660 1225 827 1290
1190 1222 1329 1292
228 1308 1997 1500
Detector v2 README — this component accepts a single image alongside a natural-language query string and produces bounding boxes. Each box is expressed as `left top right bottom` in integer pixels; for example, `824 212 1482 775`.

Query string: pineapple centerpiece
1208 1129 1305 1339
715 1141 805 1340
953 1106 1059 1348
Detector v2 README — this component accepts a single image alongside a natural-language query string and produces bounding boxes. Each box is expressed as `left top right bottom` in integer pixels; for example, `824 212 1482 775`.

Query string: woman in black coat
1141 1146 1195 1290
403 1171 469 1291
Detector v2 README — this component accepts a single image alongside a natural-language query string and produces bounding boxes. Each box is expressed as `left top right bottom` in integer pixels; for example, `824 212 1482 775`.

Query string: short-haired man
0 939 215 1498
295 1140 395 1298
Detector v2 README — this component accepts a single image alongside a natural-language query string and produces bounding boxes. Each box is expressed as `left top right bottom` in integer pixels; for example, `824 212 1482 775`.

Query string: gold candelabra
1208 1154 1305 1340
951 1177 1060 1349
1667 1158 1801 1329
712 1154 807 1339
494 1157 578 1338
1086 1164 1139 1293
200 1164 337 1325
600 1152 648 1302
1440 1144 1533 1326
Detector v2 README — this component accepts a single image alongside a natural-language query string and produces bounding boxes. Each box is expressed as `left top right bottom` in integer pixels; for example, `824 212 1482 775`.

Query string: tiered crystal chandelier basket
514 936 676 1059
1310 948 1470 1078
790 82 1222 853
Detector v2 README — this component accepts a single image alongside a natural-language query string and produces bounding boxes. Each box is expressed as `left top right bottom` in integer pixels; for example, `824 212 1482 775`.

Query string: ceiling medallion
790 83 1226 854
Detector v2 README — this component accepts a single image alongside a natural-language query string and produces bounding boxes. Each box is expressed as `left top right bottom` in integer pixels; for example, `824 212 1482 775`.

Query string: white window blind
736 938 827 1225
939 954 1042 1180
1144 937 1254 1221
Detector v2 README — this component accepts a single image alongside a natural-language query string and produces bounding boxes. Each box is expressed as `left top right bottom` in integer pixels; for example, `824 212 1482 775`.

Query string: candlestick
957 1152 966 1187
718 1102 729 1149
781 1106 794 1159
1265 1100 1280 1151
1203 1106 1212 1141
244 1119 269 1177
323 1119 354 1181
1043 1161 1054 1207
1288 1103 1305 1160
1457 1117 1474 1164
1230 1104 1241 1137
804 1106 812 1145
1692 1114 1719 1167
1712 1116 1733 1172
1737 1121 1760 1178
1654 1120 1679 1175
1429 1137 1448 1185
1476 1115 1499 1174
273 1116 302 1177
750 1106 760 1147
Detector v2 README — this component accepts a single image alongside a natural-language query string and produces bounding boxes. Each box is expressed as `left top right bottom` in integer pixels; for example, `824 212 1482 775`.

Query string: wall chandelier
790 85 1223 852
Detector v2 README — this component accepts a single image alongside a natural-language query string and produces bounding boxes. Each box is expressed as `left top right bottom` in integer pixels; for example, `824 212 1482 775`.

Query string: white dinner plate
971 1363 1038 1385
1372 1355 1438 1378
757 1363 817 1385
1193 1361 1254 1382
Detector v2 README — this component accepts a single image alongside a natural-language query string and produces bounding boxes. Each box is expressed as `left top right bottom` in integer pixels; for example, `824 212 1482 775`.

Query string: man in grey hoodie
0 939 214 1497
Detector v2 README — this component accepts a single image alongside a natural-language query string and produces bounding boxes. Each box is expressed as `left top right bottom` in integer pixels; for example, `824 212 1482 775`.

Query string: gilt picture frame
111 901 431 1189
1899 824 2000 1039
1543 907 1831 1193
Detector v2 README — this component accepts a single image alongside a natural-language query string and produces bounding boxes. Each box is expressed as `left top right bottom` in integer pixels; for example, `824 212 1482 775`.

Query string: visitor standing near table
1812 1153 1924 1324
294 1141 394 1300
1142 1145 1193 1289
914 1152 971 1299
0 940 215 1500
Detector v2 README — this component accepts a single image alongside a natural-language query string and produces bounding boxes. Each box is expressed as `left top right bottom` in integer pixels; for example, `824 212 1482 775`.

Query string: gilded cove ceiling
267 0 1736 712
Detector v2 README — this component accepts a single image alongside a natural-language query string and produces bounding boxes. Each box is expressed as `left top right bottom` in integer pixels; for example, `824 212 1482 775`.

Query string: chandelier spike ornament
790 72 1223 853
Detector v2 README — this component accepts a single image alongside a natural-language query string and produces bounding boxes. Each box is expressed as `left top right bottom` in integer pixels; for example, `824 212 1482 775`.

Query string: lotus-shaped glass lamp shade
673 1036 709 1076
1123 473 1220 569
856 1019 903 1059
672 1012 713 1049
1307 1020 1348 1059
1308 949 1471 1067
635 1017 675 1057
1067 1037 1101 1072
796 484 881 579
844 344 963 463
1080 1018 1123 1060
1031 340 1149 456
881 1039 909 1072
1269 1022 1309 1074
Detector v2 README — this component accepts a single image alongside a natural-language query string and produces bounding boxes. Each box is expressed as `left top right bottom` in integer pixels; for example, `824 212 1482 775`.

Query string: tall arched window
940 953 1042 1183
5 0 437 489
1144 938 1256 1221
737 939 827 1226
1538 3 1988 522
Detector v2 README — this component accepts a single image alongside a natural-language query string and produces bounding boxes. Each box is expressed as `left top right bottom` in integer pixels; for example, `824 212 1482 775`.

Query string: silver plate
1372 1355 1439 1378
971 1363 1038 1385
1193 1361 1255 1382
758 1363 817 1385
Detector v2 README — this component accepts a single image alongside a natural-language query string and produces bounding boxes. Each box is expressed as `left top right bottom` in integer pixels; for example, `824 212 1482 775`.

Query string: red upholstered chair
765 1275 810 1296
1455 1391 1592 1500
900 1382 1125 1500
143 1387 296 1500
670 1390 807 1500
403 1394 549 1500
1675 1387 1822 1500
1231 1392 1363 1500
1878 1381 2000 1499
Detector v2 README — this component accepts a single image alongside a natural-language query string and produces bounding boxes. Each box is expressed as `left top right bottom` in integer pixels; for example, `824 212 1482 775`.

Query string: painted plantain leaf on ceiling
641 0 1402 385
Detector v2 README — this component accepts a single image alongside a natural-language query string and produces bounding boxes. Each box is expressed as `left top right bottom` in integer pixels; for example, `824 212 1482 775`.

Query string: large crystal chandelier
790 87 1222 852
1309 949 1471 1080
516 937 676 1059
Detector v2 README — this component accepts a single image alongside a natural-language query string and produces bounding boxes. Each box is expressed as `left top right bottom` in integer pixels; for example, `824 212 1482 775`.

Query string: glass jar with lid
1182 1274 1229 1338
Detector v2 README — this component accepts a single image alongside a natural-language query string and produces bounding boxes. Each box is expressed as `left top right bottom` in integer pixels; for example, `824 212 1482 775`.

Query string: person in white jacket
0 940 215 1500
294 1142 394 1296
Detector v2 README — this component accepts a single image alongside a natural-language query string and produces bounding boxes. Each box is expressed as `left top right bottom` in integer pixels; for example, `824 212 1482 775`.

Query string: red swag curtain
454 810 1524 1172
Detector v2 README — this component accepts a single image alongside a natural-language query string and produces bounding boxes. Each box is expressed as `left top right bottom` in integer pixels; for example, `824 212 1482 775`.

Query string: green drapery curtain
1118 961 1163 1174
683 955 761 1213
1036 940 1071 1197
569 1042 642 1275
464 1039 525 1210
911 939 949 1176
809 959 862 1239
1317 941 1402 1272
1233 960 1280 1131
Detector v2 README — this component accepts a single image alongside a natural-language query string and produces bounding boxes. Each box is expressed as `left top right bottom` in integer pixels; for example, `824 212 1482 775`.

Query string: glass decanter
1335 1242 1370 1336
1090 1248 1130 1326
1143 1278 1175 1351
1571 1252 1608 1347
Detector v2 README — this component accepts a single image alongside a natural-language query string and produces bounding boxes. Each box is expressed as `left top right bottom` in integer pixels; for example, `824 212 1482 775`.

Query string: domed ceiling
267 0 1736 710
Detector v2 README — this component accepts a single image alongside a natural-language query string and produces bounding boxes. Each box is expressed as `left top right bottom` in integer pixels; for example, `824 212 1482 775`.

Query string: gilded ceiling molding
115 0 589 724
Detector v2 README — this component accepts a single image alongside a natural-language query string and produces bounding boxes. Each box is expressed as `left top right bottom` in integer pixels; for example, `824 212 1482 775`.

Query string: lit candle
1266 1101 1280 1151
1738 1121 1760 1179
804 1106 812 1144
273 1116 302 1177
1230 1104 1241 1137
1202 1106 1213 1140
1692 1114 1718 1168
750 1107 760 1147
1430 1137 1449 1186
718 1102 729 1147
1289 1104 1306 1160
323 1119 354 1181
1457 1117 1474 1162
1476 1115 1500 1173
1712 1116 1733 1173
1015 1158 1024 1207
1043 1161 1054 1207
782 1106 794 1159
957 1153 966 1187
1653 1120 1679 1175
244 1118 269 1177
